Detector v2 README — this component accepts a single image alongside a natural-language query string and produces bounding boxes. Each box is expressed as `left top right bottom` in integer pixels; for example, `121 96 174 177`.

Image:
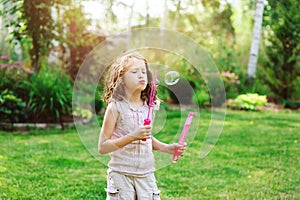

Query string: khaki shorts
105 171 161 200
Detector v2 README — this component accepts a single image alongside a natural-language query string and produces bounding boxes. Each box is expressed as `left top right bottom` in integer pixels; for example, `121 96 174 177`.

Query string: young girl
98 53 186 200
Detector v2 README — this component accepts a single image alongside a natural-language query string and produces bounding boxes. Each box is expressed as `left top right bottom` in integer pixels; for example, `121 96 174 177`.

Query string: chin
139 85 147 91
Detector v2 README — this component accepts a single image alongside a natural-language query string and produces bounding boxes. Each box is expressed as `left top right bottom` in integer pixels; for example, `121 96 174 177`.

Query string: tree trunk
161 0 168 29
247 0 264 78
127 0 135 30
145 0 150 26
172 0 181 29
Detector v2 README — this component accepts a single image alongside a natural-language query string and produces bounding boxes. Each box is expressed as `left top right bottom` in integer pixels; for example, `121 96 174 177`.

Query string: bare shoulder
105 101 119 120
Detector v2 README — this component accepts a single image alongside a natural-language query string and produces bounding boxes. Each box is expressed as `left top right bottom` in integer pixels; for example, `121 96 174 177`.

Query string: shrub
91 88 104 114
156 86 171 103
282 99 300 109
229 93 267 111
205 73 226 107
0 89 27 123
25 67 72 123
261 0 300 102
72 107 92 119
193 89 210 107
0 55 33 100
168 79 194 105
221 71 240 98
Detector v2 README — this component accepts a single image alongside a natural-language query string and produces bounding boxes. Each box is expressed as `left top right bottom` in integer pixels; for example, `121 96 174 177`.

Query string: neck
125 90 142 104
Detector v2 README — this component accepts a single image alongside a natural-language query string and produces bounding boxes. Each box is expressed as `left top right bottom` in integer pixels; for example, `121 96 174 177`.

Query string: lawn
0 109 299 199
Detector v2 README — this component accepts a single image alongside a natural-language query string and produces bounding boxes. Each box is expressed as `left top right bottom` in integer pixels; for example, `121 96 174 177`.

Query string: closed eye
130 70 146 74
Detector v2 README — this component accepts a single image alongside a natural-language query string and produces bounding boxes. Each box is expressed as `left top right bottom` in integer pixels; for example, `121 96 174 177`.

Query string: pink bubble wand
172 112 194 163
142 70 158 141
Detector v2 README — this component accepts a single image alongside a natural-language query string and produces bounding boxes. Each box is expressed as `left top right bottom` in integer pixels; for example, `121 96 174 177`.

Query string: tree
23 0 55 72
260 0 300 101
61 5 105 80
247 0 265 78
1 0 71 73
161 0 168 29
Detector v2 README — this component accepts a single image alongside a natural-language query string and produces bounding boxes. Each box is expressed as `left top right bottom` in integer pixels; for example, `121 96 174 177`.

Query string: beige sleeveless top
108 99 159 176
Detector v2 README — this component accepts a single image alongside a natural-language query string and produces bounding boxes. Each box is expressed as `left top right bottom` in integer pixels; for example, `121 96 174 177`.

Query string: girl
98 53 186 200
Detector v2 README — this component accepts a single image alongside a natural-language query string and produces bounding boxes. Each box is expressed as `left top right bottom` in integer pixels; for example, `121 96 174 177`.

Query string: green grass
0 109 299 199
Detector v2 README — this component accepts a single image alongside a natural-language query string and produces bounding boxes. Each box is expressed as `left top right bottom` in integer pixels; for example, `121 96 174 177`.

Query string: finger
182 143 187 148
145 130 152 137
177 144 185 149
147 129 152 134
144 133 151 139
178 149 184 153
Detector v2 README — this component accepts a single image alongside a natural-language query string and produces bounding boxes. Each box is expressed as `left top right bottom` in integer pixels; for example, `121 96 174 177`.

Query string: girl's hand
166 143 187 155
130 125 152 140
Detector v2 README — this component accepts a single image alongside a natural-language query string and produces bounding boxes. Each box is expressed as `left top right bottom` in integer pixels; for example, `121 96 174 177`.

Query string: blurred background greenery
0 1 299 199
0 0 299 125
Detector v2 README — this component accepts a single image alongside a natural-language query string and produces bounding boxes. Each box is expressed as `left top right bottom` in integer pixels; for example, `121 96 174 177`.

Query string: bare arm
151 101 186 155
152 137 186 155
98 103 152 154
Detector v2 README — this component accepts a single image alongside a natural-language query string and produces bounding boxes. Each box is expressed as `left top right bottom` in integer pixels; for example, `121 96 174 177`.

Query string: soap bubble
164 71 180 85
73 28 226 170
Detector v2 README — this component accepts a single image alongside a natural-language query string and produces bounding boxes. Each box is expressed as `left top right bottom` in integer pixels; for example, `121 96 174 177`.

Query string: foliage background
1 0 299 112
0 0 299 199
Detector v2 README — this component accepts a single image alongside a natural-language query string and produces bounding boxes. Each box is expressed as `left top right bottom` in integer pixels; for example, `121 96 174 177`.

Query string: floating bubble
164 71 180 86
73 28 225 170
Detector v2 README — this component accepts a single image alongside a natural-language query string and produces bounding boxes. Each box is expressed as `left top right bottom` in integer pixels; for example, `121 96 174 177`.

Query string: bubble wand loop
172 112 194 163
142 71 158 141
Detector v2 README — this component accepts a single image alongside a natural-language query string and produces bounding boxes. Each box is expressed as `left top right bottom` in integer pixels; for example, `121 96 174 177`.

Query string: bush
91 88 104 114
221 71 240 99
0 89 27 123
282 99 300 109
72 107 92 119
156 85 171 103
167 79 194 105
261 0 300 101
229 93 267 111
193 89 210 107
0 55 33 100
24 67 72 123
205 73 226 107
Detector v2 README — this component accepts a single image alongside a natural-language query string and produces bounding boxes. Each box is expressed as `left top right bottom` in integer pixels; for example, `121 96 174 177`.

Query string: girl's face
123 58 148 94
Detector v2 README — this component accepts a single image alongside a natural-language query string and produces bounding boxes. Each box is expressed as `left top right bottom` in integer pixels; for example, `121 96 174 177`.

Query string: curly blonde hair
103 53 155 105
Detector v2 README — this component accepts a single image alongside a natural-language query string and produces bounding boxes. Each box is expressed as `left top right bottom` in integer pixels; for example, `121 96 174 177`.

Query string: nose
138 70 144 78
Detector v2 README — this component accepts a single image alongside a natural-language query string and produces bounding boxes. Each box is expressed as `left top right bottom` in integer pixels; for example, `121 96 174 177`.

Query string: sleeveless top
108 99 159 176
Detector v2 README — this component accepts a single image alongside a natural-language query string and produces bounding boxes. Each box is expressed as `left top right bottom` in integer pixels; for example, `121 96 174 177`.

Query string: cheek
123 73 133 81
123 74 136 88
